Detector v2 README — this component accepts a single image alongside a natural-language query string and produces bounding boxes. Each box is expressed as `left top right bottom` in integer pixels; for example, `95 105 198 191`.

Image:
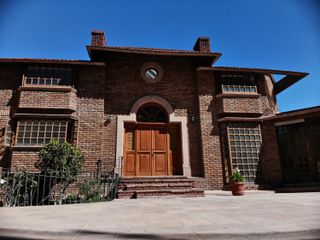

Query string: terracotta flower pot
230 182 245 196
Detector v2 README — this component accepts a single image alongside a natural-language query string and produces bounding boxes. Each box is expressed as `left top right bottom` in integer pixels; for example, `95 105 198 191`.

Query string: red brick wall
0 60 287 190
197 71 224 189
11 151 39 171
76 65 107 172
262 74 278 115
105 55 204 177
18 88 77 110
0 64 22 167
261 122 282 185
219 95 263 114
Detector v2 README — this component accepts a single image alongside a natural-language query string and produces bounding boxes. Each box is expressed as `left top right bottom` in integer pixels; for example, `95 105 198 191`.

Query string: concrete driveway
0 191 319 240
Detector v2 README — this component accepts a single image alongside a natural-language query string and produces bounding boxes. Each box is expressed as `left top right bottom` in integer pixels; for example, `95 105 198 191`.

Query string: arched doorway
123 103 182 176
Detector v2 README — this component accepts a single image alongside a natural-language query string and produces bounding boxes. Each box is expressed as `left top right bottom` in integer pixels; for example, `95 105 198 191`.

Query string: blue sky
0 0 319 112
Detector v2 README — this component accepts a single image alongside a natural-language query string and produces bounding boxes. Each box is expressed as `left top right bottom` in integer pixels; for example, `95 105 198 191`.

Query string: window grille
23 66 72 86
4 121 13 146
137 105 168 123
15 120 68 146
220 74 257 94
227 123 262 183
222 84 257 93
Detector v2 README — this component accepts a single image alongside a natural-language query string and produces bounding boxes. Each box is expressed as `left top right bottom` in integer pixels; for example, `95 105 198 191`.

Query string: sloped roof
0 58 105 66
86 45 221 64
197 66 309 94
263 106 320 122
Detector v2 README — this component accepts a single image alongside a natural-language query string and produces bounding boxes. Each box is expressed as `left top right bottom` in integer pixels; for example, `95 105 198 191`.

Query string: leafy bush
2 168 38 207
79 179 102 203
229 168 245 183
62 192 81 204
36 139 84 204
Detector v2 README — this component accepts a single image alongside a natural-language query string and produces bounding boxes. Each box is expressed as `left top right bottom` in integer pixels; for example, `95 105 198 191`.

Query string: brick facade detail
218 95 264 114
0 33 317 191
197 71 224 189
18 87 77 111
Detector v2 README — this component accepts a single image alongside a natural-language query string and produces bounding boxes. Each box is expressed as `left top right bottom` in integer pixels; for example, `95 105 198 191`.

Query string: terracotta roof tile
87 45 221 56
0 58 104 66
200 66 308 75
101 46 200 53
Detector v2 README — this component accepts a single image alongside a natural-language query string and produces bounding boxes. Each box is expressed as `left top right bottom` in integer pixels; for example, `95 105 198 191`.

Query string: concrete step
121 176 187 180
120 178 196 184
117 188 204 199
117 176 204 199
120 182 193 191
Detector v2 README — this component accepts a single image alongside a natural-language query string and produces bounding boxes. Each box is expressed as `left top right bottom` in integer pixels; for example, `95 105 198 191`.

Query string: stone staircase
117 176 205 199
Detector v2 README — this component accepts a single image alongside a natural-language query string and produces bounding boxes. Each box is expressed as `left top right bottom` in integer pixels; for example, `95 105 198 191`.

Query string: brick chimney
193 37 211 53
91 30 106 47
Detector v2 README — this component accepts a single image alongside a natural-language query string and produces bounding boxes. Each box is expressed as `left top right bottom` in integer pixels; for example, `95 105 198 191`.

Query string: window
227 123 262 183
140 62 163 83
4 121 13 146
15 120 68 146
137 104 168 123
277 123 312 183
219 74 257 94
23 66 72 86
222 84 257 93
145 68 158 80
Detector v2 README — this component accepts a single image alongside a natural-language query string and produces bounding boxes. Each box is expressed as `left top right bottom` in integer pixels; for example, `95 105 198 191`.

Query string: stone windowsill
11 145 42 151
216 93 261 98
18 85 77 93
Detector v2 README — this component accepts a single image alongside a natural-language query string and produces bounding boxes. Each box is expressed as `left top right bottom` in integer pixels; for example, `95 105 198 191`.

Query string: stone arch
130 95 174 116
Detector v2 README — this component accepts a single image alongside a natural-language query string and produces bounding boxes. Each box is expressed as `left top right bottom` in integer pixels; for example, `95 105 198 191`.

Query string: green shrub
79 179 102 203
36 139 84 204
2 168 38 207
62 192 81 204
229 168 245 183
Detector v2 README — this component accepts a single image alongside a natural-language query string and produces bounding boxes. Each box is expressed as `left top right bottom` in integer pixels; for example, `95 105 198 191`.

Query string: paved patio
0 191 320 240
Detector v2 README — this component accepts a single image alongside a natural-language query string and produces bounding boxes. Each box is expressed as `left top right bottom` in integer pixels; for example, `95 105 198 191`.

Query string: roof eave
197 66 309 94
87 45 221 64
0 58 105 66
274 72 309 94
262 105 320 122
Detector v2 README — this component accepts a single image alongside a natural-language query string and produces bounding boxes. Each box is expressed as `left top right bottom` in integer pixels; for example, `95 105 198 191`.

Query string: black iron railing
0 168 119 207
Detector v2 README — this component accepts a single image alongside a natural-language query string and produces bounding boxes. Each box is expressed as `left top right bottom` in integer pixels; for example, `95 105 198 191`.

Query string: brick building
0 31 319 194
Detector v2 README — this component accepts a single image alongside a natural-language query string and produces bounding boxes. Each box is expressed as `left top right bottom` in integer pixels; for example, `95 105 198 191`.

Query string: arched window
137 104 168 123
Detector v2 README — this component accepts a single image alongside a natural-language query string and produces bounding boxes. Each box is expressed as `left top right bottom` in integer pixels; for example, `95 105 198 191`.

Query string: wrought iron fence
0 167 119 207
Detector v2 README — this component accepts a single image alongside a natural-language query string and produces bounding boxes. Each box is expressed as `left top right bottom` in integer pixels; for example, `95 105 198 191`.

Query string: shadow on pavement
1 227 320 240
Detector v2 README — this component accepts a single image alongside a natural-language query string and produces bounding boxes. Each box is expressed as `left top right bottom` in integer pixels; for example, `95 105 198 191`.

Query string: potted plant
229 168 245 196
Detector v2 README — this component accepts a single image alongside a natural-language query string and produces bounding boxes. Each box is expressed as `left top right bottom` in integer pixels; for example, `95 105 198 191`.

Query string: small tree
36 139 84 204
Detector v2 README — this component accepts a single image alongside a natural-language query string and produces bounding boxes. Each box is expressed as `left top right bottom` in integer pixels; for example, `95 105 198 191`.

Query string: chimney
91 30 106 47
193 37 211 53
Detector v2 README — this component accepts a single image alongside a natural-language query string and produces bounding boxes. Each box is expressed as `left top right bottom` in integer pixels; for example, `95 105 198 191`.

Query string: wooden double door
123 124 182 176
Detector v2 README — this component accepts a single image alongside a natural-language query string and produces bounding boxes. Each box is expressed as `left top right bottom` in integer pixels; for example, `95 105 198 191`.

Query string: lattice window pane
15 120 68 146
24 66 72 86
220 74 257 94
137 104 168 123
228 123 262 183
4 121 13 146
